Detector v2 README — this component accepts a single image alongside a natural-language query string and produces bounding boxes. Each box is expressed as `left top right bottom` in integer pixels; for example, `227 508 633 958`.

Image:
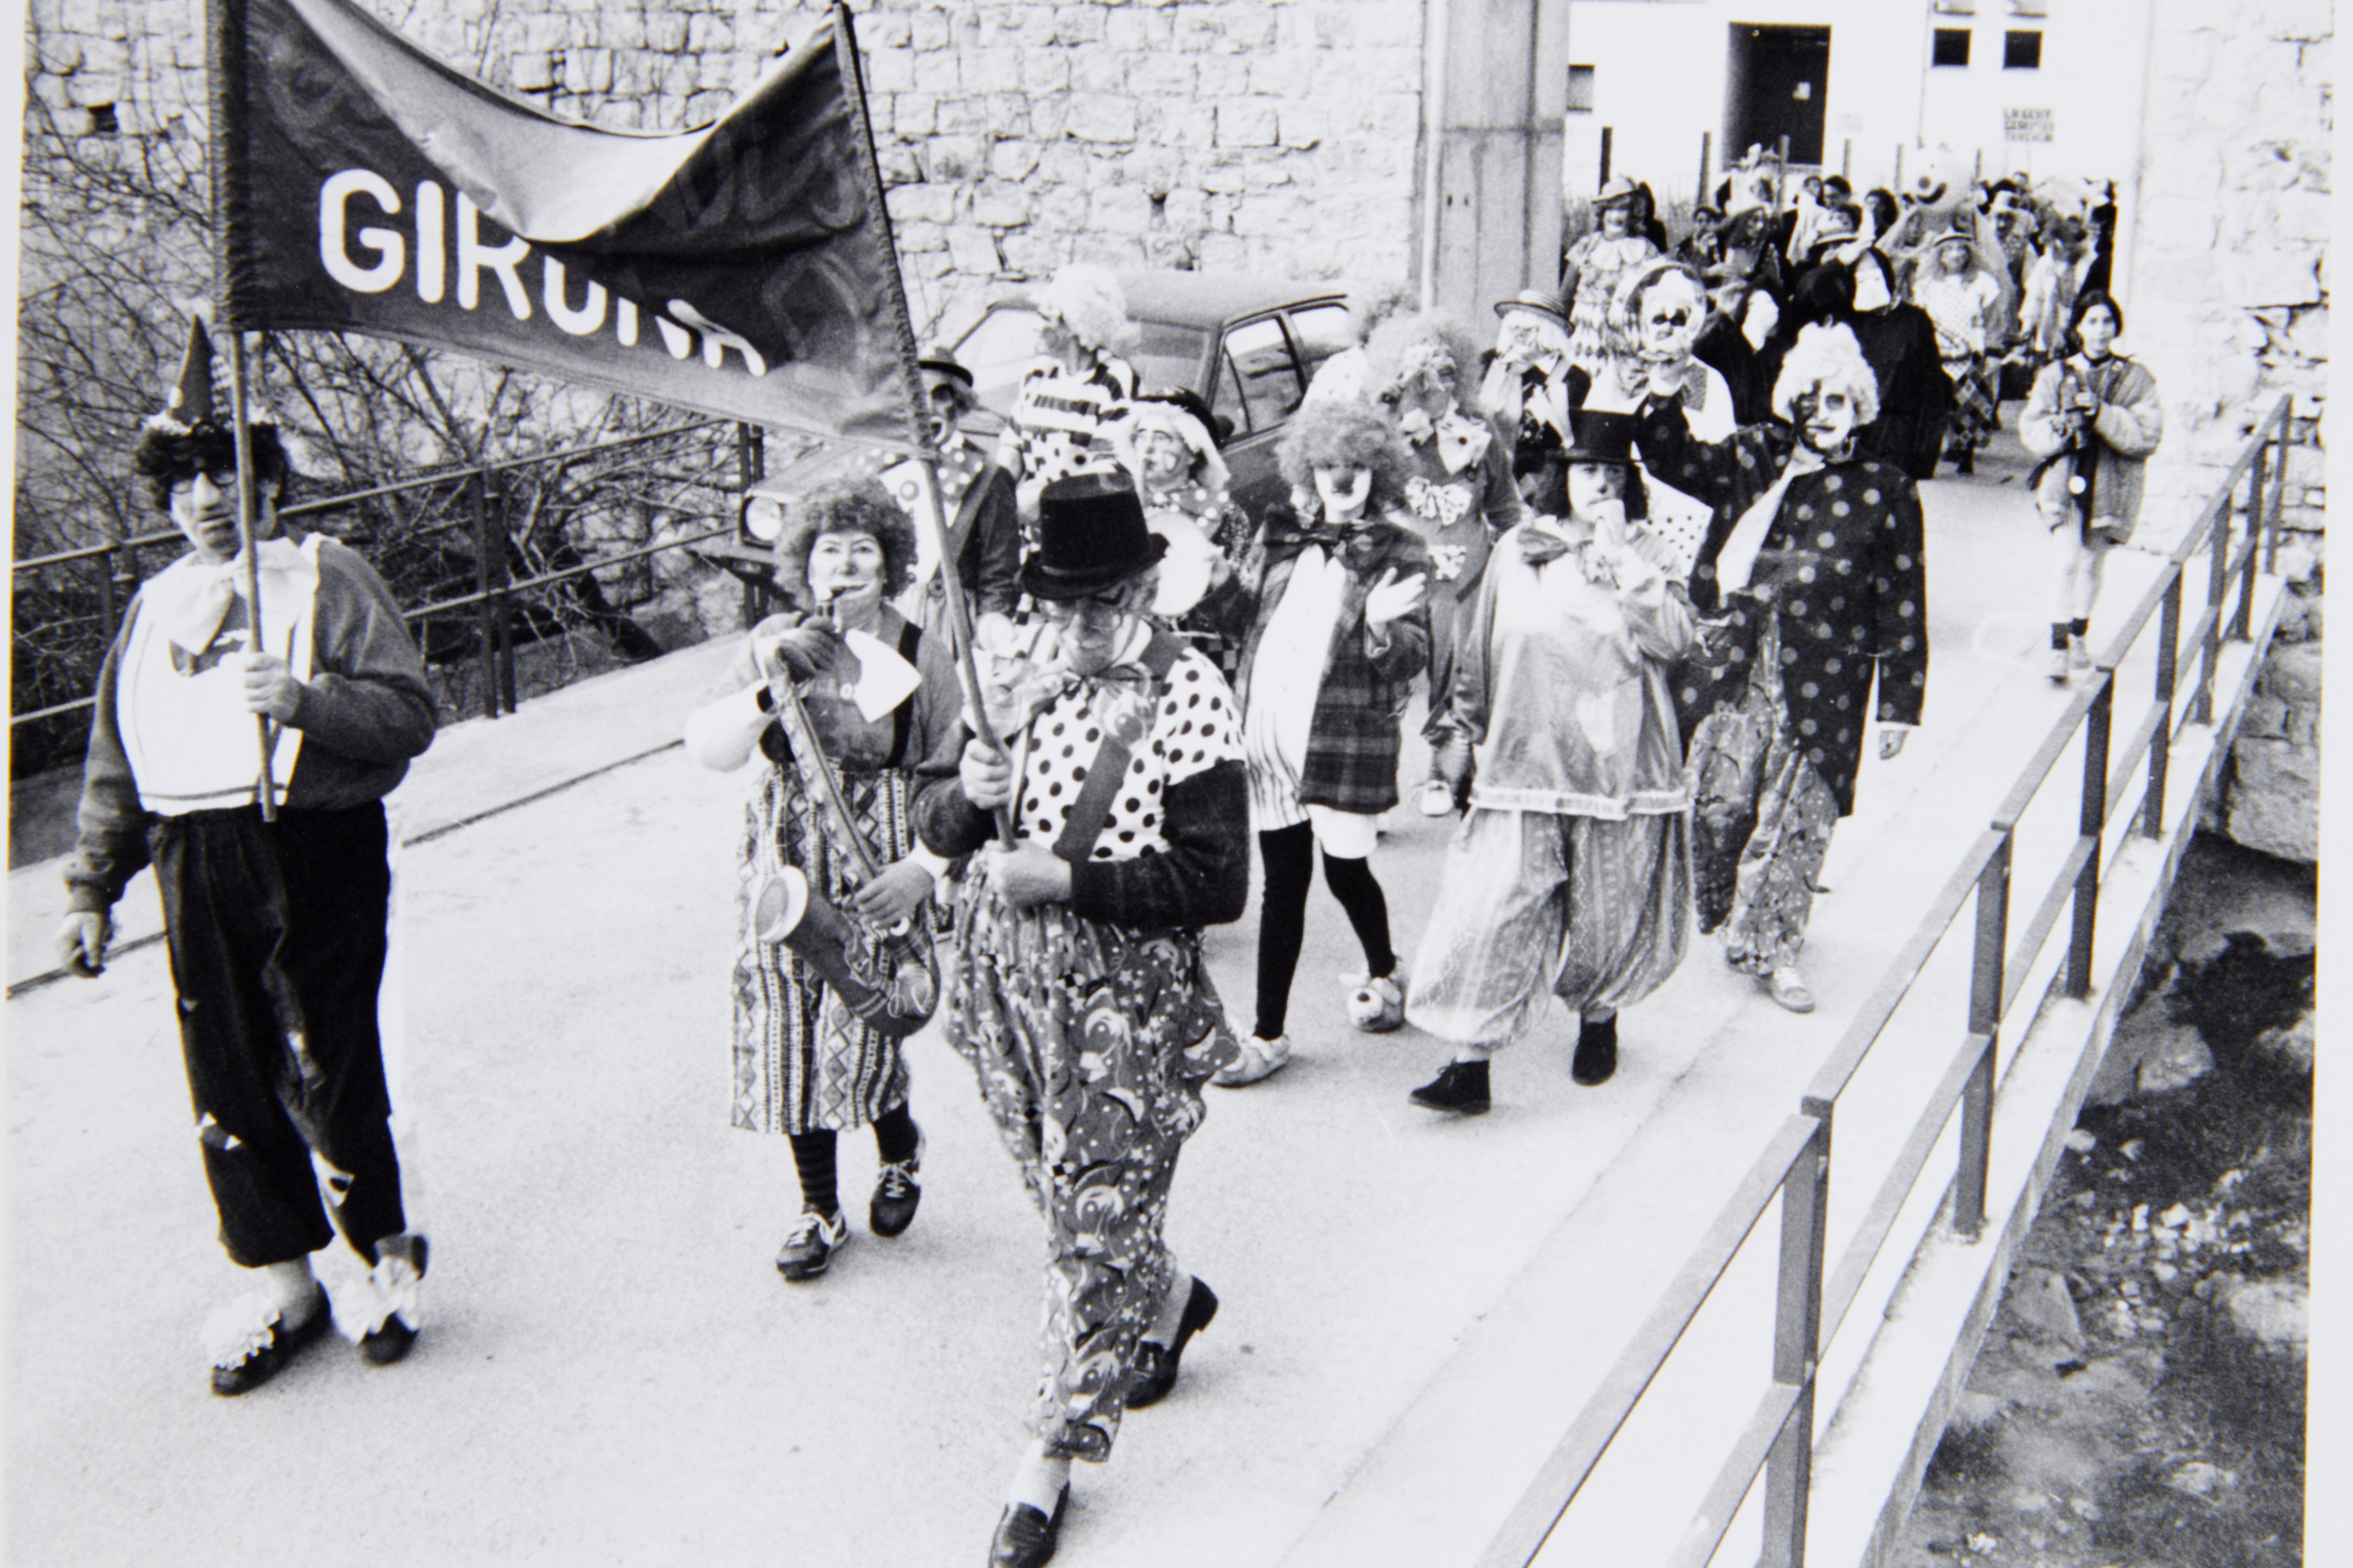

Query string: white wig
1112 398 1230 494
1770 323 1881 428
1034 264 1138 357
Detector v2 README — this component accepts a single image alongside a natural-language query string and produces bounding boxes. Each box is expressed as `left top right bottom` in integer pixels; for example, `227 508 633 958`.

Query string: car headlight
742 493 787 542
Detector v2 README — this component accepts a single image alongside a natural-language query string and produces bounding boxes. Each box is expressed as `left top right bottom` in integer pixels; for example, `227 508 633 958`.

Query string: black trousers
154 803 406 1268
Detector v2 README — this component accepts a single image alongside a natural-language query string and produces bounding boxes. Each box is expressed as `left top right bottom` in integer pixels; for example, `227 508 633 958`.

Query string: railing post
2192 494 2227 727
1956 833 2009 1241
2232 438 2265 642
2067 676 2111 998
2263 404 2288 576
473 469 498 720
2144 577 2181 839
1762 1113 1832 1568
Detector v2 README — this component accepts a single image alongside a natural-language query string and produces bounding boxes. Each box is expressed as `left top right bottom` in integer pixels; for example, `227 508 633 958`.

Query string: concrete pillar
1419 0 1567 322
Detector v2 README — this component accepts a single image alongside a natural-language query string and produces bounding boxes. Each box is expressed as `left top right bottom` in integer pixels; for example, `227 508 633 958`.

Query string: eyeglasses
1040 589 1131 626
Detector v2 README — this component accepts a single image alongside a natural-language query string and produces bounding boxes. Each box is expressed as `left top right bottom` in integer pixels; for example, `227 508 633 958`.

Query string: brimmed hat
1562 408 1638 468
915 346 974 387
1018 473 1167 601
1594 175 1640 209
1493 288 1570 327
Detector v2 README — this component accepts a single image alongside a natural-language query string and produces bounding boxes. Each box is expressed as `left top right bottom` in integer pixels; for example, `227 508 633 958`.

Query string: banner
211 0 926 447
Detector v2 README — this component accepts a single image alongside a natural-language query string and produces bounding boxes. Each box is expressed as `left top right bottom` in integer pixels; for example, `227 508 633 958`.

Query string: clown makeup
920 371 967 446
1038 314 1091 372
1566 460 1625 519
1498 310 1554 360
1599 204 1630 239
2077 302 2119 362
1635 275 1705 364
1136 426 1192 483
1313 463 1374 524
1793 385 1859 455
1040 579 1150 672
805 530 888 622
1937 238 1973 275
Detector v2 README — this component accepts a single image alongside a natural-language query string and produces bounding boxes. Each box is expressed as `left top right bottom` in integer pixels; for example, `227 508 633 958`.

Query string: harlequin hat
1493 288 1570 327
130 312 289 509
1018 471 1167 601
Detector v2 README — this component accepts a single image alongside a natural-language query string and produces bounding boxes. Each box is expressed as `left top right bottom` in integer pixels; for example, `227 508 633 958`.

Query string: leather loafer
1408 1059 1490 1115
1127 1277 1218 1409
988 1485 1067 1568
1570 1016 1618 1087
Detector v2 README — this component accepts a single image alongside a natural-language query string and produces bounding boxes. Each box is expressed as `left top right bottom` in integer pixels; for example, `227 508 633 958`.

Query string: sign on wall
2004 107 2055 143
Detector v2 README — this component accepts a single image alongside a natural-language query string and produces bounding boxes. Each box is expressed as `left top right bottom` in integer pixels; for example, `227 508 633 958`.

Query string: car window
1130 321 1211 398
1286 303 1354 382
1223 316 1301 435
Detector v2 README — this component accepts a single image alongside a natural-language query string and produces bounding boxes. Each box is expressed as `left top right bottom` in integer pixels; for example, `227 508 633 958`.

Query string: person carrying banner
918 474 1249 1568
685 479 964 1282
996 265 1140 525
53 327 437 1394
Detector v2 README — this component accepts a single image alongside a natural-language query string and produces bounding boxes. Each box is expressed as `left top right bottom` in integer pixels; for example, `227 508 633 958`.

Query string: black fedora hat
1019 472 1168 601
1562 408 1639 468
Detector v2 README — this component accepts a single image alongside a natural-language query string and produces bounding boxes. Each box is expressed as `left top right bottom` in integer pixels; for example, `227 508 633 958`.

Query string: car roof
978 269 1348 330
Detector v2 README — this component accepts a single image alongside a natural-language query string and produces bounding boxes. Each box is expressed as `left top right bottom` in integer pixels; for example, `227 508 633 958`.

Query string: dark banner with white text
213 0 926 447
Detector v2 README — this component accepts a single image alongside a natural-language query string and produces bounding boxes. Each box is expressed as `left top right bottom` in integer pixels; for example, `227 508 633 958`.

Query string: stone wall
2129 0 2328 865
25 1 1428 344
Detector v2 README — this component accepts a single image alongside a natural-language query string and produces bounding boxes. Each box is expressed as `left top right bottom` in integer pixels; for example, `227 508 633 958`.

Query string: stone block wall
25 1 1429 344
2130 0 2328 865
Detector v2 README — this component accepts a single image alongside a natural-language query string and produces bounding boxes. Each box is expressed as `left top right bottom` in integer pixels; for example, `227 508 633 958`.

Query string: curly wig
770 477 920 607
1033 264 1138 357
1277 399 1412 514
1361 311 1483 407
1608 258 1709 359
1771 322 1882 428
131 421 290 514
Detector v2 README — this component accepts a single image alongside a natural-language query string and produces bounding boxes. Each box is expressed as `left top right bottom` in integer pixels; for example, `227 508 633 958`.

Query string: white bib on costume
118 535 321 815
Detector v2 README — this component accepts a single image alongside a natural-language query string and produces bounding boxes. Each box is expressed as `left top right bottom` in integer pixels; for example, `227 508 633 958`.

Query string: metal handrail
1496 393 2294 1565
10 420 754 735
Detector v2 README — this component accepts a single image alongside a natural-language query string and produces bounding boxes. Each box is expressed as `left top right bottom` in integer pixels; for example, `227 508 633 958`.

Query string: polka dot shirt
1016 648 1242 861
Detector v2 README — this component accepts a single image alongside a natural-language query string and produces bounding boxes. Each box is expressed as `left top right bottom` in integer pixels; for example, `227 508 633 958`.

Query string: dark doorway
1724 24 1831 167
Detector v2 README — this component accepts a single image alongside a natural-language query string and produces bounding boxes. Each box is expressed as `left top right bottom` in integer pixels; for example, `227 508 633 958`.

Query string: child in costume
919 474 1249 1568
1405 412 1695 1113
1199 400 1433 1087
55 322 437 1393
1111 386 1253 680
684 480 964 1283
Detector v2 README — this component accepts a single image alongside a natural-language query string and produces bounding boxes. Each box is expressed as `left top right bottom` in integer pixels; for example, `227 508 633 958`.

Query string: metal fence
9 420 768 774
1476 393 2297 1567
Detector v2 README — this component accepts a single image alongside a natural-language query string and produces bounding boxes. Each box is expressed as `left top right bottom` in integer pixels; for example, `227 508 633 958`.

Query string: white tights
2048 512 2112 625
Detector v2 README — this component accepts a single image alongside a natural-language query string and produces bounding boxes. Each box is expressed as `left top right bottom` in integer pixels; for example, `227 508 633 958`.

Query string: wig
770 477 921 607
1362 311 1482 408
1033 264 1138 357
1114 396 1230 495
1609 258 1709 363
1770 322 1882 429
131 420 291 514
1277 398 1412 514
1347 279 1421 344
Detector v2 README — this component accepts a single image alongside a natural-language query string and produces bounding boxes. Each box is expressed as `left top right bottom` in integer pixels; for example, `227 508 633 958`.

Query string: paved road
4 434 2144 1567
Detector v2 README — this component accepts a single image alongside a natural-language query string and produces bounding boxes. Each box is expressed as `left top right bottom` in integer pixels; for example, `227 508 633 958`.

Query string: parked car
733 271 1354 555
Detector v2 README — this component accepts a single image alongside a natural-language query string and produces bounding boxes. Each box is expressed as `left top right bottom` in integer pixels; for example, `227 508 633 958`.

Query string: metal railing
1482 394 2297 1567
10 420 766 755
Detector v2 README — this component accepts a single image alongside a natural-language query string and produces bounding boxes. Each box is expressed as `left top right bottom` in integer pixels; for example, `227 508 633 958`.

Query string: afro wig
1277 399 1412 516
770 477 921 609
131 421 291 514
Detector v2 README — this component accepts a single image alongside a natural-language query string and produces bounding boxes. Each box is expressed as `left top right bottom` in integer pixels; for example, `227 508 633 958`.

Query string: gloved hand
756 622 843 685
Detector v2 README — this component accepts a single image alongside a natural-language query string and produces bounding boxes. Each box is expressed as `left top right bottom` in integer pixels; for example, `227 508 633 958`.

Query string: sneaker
1212 1034 1291 1088
2069 634 2092 672
776 1208 849 1282
1417 778 1456 817
1408 1059 1491 1115
870 1131 924 1239
1761 966 1817 1014
2047 645 2072 683
207 1287 330 1396
1347 971 1406 1032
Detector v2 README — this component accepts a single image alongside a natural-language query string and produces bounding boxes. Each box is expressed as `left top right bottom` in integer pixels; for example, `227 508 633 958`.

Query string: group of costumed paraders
53 230 2159 1564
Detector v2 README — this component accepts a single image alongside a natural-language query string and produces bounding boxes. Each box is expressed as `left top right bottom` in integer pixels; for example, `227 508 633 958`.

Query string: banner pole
832 0 1015 847
225 329 280 821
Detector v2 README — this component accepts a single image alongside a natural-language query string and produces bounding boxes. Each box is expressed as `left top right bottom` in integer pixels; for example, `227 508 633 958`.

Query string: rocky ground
1897 834 2314 1566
